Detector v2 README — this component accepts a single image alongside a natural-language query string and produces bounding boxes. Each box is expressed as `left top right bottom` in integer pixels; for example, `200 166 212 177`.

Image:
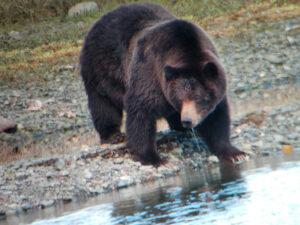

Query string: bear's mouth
180 101 203 129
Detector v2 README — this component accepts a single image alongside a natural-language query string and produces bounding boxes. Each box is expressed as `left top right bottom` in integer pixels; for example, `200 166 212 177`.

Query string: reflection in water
25 152 300 225
110 163 244 225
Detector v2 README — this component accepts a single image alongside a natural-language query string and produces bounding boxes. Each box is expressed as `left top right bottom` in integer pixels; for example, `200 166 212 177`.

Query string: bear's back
83 3 174 54
80 3 174 86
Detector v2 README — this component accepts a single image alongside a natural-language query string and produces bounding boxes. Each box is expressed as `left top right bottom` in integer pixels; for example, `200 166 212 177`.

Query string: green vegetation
0 0 299 84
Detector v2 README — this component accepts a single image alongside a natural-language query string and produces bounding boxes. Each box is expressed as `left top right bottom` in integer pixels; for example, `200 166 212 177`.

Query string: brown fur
80 3 246 165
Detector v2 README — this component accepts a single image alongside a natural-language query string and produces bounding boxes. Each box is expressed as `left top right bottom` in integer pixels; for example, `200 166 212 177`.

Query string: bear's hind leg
87 91 124 144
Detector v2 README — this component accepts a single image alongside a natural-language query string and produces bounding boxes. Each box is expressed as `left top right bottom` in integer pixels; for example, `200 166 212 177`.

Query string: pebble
84 169 93 179
207 156 219 163
265 54 284 64
273 134 286 144
113 158 124 164
54 159 65 171
21 203 32 211
40 200 55 209
117 176 135 189
27 99 46 111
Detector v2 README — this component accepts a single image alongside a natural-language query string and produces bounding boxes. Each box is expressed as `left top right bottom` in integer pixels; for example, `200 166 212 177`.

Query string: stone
60 170 69 176
54 159 65 171
207 156 219 163
84 169 93 179
8 31 22 40
265 55 284 64
282 145 293 154
113 158 124 164
21 203 32 211
27 100 46 111
15 172 28 180
68 2 99 17
286 36 295 45
117 176 134 189
273 134 286 144
40 200 54 209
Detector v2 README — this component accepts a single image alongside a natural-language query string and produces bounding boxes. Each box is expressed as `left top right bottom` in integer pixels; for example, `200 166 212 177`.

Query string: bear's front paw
215 145 248 163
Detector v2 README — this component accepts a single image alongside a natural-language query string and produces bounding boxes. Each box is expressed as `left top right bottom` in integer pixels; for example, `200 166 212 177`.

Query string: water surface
4 151 300 225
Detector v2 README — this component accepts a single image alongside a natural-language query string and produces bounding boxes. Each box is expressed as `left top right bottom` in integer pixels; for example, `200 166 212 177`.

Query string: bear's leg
126 106 161 166
87 91 123 144
166 113 185 131
195 97 247 162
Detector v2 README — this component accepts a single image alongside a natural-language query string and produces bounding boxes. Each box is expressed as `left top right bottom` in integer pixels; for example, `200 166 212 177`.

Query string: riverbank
0 12 299 222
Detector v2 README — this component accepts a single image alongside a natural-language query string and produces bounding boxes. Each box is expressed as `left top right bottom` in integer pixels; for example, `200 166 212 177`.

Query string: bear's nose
182 119 192 129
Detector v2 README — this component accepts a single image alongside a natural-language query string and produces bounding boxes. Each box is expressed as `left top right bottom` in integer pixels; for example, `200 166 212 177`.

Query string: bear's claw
216 145 249 163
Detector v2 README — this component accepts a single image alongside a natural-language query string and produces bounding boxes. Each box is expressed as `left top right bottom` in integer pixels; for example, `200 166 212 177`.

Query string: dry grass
0 41 81 82
199 1 300 37
1 0 299 84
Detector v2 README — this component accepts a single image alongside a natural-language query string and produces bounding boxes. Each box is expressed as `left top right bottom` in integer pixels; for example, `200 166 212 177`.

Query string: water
4 151 300 225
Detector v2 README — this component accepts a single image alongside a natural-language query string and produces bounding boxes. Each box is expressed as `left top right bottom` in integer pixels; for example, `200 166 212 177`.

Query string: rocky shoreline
0 100 299 220
0 18 299 220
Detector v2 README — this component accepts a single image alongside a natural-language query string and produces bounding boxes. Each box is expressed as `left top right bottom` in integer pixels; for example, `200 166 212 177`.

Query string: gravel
0 18 299 219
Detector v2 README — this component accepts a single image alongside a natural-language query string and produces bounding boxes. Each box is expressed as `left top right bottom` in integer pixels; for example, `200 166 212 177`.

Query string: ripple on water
28 160 300 225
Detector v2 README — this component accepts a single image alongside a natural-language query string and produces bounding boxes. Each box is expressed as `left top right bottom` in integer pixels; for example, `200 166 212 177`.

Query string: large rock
67 2 99 17
0 116 17 133
8 31 22 40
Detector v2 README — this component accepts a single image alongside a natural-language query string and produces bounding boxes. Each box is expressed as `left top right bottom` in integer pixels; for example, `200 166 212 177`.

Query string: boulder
67 2 99 17
8 31 22 40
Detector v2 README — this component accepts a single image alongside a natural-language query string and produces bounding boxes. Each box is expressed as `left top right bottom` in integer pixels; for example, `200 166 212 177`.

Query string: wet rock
117 176 135 189
157 166 174 177
0 210 6 220
21 203 32 211
68 2 99 17
40 200 55 209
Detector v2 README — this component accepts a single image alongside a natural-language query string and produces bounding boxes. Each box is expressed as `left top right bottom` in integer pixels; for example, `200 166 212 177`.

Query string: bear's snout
181 119 192 129
181 101 202 128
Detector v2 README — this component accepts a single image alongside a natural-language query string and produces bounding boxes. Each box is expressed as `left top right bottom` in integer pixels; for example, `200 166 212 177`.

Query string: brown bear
80 3 246 165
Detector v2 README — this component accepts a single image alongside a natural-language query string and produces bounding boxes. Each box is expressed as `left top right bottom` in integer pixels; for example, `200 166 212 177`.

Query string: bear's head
163 51 226 129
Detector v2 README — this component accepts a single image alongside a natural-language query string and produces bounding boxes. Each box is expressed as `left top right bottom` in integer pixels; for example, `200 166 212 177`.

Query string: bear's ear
164 65 179 81
202 62 219 79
